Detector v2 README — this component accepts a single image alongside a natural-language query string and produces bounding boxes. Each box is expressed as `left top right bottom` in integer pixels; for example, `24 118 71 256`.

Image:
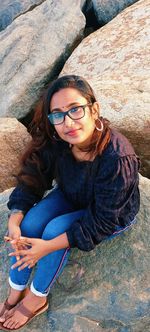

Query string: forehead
50 88 87 110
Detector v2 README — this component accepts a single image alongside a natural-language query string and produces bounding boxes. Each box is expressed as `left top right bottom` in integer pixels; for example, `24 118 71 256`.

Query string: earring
53 131 61 141
95 118 103 132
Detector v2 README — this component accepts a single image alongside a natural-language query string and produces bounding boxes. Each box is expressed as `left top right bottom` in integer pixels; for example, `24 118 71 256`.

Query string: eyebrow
51 102 81 113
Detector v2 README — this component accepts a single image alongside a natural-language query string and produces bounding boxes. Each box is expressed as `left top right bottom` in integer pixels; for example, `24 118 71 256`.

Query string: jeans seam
44 248 70 293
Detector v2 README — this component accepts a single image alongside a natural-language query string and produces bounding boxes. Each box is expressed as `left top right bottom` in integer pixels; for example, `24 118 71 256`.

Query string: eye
53 112 63 119
70 106 82 114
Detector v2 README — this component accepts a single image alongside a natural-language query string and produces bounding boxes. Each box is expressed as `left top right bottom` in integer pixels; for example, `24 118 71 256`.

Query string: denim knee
42 217 63 241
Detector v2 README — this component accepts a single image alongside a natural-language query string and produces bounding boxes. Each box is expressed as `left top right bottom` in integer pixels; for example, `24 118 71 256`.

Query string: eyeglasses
48 104 91 125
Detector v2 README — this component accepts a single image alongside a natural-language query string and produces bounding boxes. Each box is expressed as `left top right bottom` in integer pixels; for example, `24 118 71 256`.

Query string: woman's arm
66 155 140 251
7 144 56 213
8 233 69 270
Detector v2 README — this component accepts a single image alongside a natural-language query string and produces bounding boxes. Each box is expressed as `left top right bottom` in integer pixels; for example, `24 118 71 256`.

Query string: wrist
8 209 24 218
8 211 24 227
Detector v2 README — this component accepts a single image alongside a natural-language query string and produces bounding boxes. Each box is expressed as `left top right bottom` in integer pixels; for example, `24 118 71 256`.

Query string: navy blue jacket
8 129 140 251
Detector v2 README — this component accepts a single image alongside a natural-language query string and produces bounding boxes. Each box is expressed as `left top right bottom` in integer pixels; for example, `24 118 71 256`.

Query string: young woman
0 75 140 330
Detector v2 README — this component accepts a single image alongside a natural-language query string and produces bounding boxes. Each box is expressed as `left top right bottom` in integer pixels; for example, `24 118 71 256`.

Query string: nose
64 114 74 127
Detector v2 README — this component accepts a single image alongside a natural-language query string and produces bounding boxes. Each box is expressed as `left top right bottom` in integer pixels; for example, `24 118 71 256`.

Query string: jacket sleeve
66 155 140 251
7 144 56 214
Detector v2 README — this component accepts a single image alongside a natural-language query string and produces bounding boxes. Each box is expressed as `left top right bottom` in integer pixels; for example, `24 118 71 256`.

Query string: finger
28 261 37 269
9 249 27 257
11 256 30 270
4 236 12 242
11 261 22 270
18 244 28 250
19 259 36 271
9 243 20 260
11 238 32 248
18 261 32 271
19 236 33 246
10 238 19 245
14 244 20 261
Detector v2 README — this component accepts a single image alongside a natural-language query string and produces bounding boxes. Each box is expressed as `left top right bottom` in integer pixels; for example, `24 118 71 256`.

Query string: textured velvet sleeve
7 144 56 213
66 155 140 251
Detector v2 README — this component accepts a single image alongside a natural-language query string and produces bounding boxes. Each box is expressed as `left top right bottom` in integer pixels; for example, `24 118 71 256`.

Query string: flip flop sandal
0 288 29 322
0 300 49 331
0 299 15 318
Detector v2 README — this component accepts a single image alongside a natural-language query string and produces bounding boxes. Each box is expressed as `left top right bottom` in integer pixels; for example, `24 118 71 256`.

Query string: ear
91 102 100 120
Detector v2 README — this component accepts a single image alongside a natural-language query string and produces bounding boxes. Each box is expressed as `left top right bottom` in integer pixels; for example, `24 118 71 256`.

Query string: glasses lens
48 112 64 125
69 106 84 120
48 105 86 125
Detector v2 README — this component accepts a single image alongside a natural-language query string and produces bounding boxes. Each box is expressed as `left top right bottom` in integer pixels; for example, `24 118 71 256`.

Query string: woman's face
50 88 99 148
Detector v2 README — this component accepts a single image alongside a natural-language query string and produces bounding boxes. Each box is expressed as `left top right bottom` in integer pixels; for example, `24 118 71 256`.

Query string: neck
71 145 95 161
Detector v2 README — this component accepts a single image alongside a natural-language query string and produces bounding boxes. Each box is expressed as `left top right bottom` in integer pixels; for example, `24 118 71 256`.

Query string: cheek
85 116 96 129
54 125 64 137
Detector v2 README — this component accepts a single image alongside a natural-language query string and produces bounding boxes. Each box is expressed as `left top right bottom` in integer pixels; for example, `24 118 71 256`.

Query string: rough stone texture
0 174 150 331
0 118 31 192
61 0 150 178
0 0 44 31
0 0 85 119
92 0 139 25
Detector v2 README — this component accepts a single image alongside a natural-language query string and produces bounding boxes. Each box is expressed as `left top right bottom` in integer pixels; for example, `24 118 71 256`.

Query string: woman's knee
20 205 45 237
42 217 62 240
42 210 85 240
42 215 72 241
20 211 35 237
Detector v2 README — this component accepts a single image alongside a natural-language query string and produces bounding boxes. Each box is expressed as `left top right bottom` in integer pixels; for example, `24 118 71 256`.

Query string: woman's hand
8 223 21 241
7 223 22 260
8 211 24 241
8 237 50 270
7 212 24 260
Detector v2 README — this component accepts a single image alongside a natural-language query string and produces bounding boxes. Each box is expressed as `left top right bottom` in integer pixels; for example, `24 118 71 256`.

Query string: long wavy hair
17 75 111 193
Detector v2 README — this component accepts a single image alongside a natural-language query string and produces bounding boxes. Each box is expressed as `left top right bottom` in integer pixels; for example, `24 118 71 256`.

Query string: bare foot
2 290 47 330
0 288 28 323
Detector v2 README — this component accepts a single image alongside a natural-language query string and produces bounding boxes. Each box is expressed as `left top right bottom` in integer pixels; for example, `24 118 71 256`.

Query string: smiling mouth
66 129 80 136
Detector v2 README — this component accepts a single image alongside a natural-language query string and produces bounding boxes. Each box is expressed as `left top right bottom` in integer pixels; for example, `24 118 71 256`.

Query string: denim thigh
20 187 75 238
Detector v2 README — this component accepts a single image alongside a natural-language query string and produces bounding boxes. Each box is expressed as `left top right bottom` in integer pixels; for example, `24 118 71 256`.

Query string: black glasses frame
48 103 92 125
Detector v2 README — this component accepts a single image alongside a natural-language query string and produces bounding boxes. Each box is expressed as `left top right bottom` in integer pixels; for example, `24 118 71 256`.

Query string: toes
0 317 5 322
14 322 21 330
0 311 9 323
3 318 16 329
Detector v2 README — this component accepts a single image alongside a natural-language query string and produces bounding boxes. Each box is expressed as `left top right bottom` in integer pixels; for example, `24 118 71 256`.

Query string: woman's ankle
22 290 47 309
8 288 27 305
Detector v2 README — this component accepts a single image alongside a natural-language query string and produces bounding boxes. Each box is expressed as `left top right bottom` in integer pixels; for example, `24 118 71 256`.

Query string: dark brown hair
17 75 110 193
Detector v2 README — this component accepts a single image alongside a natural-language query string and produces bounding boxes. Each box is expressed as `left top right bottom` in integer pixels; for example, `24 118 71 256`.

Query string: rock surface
0 175 150 331
92 0 139 24
0 118 31 192
61 0 150 178
0 0 44 31
0 0 85 119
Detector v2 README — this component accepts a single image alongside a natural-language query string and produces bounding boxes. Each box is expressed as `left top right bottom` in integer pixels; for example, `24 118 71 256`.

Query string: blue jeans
9 187 136 297
9 187 85 297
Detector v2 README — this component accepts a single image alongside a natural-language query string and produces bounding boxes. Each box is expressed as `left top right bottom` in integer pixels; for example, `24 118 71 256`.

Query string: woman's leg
9 188 75 290
31 209 85 296
2 209 85 329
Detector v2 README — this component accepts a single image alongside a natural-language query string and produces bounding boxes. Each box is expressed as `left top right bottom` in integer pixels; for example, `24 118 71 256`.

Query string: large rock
0 0 44 32
0 118 31 192
61 0 150 178
0 188 50 332
0 0 85 119
0 175 150 331
92 0 139 24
